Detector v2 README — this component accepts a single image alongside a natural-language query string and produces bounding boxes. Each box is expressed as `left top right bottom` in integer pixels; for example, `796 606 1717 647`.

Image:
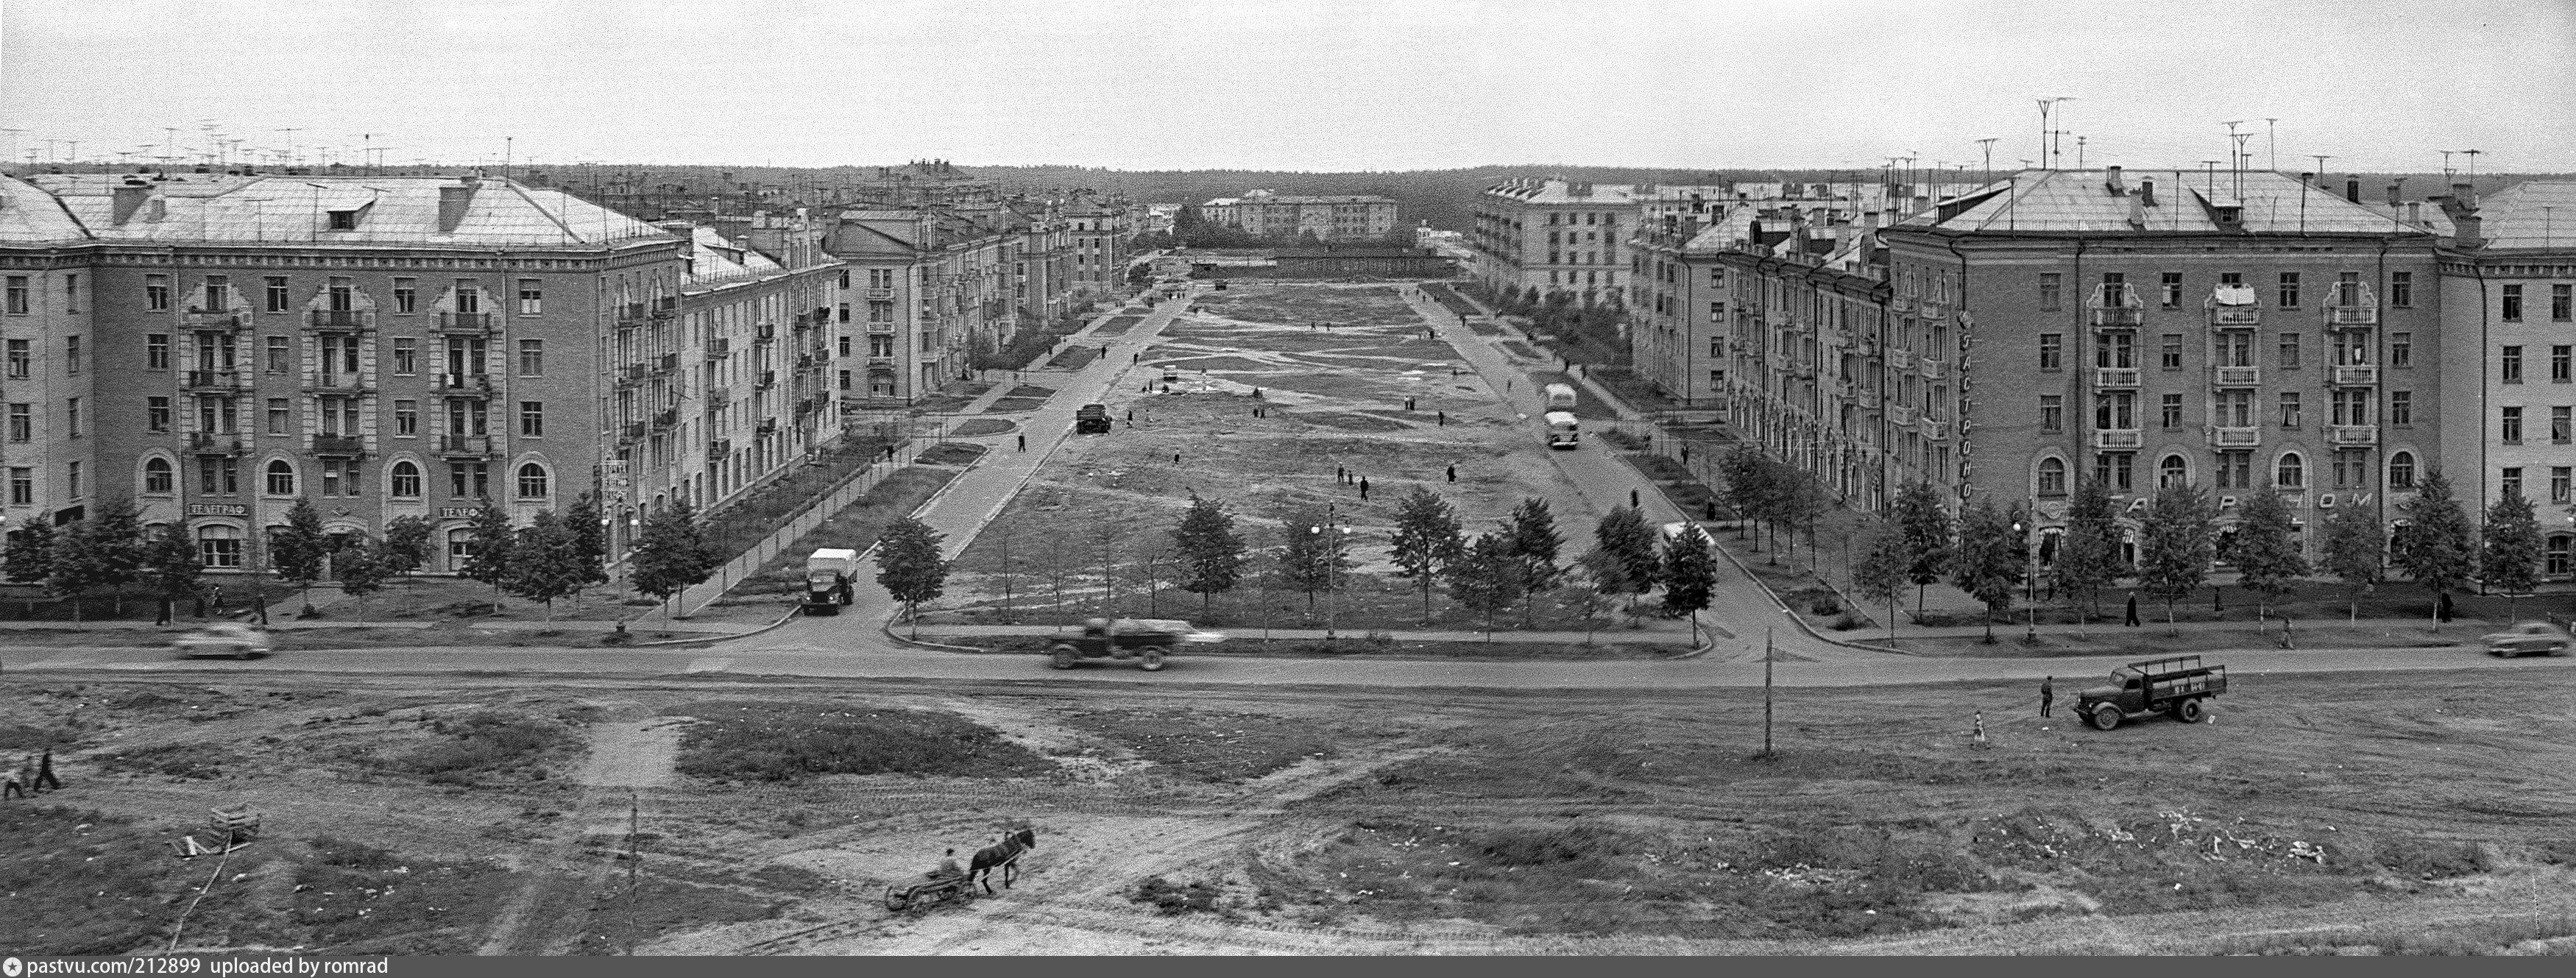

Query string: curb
643 605 804 647
880 617 991 653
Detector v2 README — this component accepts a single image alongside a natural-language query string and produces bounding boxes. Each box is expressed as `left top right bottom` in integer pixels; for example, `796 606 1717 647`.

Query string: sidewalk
0 616 771 635
909 624 1694 645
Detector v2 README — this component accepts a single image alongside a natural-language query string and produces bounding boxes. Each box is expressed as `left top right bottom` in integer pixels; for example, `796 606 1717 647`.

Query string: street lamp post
2014 517 2038 642
1311 508 1354 641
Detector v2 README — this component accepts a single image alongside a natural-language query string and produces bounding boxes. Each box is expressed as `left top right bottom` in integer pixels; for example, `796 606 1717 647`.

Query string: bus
1543 383 1579 411
1543 411 1579 449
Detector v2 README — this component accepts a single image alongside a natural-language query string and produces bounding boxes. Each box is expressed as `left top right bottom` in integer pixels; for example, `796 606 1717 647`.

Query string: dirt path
576 717 690 788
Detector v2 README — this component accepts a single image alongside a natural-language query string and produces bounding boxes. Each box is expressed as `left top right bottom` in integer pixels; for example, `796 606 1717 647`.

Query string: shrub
668 702 1053 784
1130 875 1222 915
389 711 575 784
1809 595 1843 615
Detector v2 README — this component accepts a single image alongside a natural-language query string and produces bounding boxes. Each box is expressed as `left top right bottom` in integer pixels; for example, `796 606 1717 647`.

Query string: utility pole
2076 135 2086 169
1763 626 1775 756
2265 118 2279 171
1976 137 1998 185
275 127 301 166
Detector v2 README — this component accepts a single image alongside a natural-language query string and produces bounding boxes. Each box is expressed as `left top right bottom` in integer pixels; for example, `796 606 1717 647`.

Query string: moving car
2482 621 2572 657
172 623 272 660
1047 617 1224 671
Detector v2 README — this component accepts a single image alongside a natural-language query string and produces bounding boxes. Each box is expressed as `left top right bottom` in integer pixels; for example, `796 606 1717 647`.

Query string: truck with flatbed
802 548 858 614
2077 655 2226 729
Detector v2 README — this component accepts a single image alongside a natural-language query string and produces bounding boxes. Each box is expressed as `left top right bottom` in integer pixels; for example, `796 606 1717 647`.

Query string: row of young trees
1843 466 2550 641
1713 446 1830 561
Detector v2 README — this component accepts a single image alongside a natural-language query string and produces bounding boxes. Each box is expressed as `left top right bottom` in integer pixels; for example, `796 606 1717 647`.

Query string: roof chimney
2452 181 2477 210
2104 166 2125 195
111 178 152 225
2387 183 2402 207
2346 179 2361 204
438 181 478 233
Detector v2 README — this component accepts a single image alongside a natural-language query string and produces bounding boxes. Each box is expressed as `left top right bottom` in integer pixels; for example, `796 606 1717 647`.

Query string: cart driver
929 848 963 880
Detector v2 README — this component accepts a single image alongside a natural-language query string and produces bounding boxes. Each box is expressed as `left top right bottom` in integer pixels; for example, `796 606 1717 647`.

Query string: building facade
2 171 685 575
2434 180 2576 578
1195 191 1398 240
825 208 1013 408
1470 177 1638 305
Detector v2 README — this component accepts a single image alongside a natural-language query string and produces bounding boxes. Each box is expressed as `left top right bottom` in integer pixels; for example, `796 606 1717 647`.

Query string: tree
1657 525 1718 631
459 499 516 607
2480 490 2544 619
2392 469 2474 631
336 536 387 614
1276 508 1352 614
631 500 719 631
1850 517 1911 642
1591 505 1662 617
141 522 202 619
562 491 612 596
1387 487 1465 621
1170 493 1247 619
1568 550 1626 642
87 499 149 615
1948 499 2026 643
380 515 435 589
269 498 330 615
1890 481 1954 619
1718 446 1771 543
874 516 949 637
1768 464 1827 565
2232 486 2310 620
1504 497 1564 626
1446 531 1525 641
2136 483 2217 631
2317 500 2385 621
4 519 57 617
2053 478 2123 626
501 511 590 621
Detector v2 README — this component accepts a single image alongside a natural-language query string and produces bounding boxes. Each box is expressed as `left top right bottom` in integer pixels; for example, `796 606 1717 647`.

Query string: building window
145 333 171 370
264 460 295 495
2502 467 2524 500
2555 405 2572 444
2039 394 2062 432
515 463 550 499
2391 332 2412 368
267 398 289 435
148 396 171 432
868 301 894 322
520 401 544 437
2095 453 2134 492
2276 453 2304 489
2039 273 2062 311
449 461 489 499
266 336 290 373
3 276 26 315
2039 457 2067 496
2038 333 2062 370
838 336 851 357
198 456 238 495
2159 272 2183 308
4 340 24 378
2157 334 2182 369
869 269 894 289
63 336 79 376
2279 392 2301 428
2549 535 2573 575
2555 284 2573 322
447 528 478 571
516 279 542 316
199 526 243 570
2503 405 2523 444
2554 467 2573 505
838 370 851 391
63 273 77 312
2554 344 2572 382
390 461 421 498
2278 333 2301 369
2503 345 2524 383
2277 272 2301 308
2159 454 2189 489
2388 390 2410 426
143 457 173 494
518 339 543 376
2503 284 2524 321
393 278 417 314
146 274 170 311
6 467 26 506
2215 450 2251 489
2160 393 2184 429
2388 271 2412 308
6 403 25 442
454 280 481 313
2216 389 2251 428
2390 451 2416 489
261 276 288 313
394 400 417 436
65 397 79 439
392 338 417 375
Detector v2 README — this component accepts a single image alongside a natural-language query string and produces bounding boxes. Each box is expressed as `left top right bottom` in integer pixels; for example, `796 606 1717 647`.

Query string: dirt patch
1059 707 1339 783
949 418 1016 438
665 701 1057 784
1089 315 1146 338
914 442 988 466
579 718 687 788
986 397 1049 414
950 634 1683 660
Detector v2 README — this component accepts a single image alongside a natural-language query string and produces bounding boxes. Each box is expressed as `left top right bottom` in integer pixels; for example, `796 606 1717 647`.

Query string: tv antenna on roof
2439 149 2456 180
2036 97 2076 171
2460 149 2482 180
2265 118 2279 171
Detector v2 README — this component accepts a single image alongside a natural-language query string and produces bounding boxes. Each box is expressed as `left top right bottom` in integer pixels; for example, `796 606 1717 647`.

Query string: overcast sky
3 0 2569 174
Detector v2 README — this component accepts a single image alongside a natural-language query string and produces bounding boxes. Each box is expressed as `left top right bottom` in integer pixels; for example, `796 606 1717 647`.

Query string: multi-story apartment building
2434 181 2576 578
1194 190 1398 241
1000 197 1075 329
1 171 686 575
615 213 840 528
1064 194 1128 301
825 208 1015 407
1470 177 1638 305
1864 168 2443 564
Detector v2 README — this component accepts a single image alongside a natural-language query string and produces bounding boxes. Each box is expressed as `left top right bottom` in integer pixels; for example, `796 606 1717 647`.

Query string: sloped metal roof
0 175 90 243
2468 181 2576 251
10 174 677 249
1903 169 2433 237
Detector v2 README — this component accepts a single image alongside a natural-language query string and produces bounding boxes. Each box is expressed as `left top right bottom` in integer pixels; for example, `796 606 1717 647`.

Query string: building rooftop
7 173 676 249
2464 181 2576 251
1482 177 1643 207
680 225 789 291
1902 169 2433 237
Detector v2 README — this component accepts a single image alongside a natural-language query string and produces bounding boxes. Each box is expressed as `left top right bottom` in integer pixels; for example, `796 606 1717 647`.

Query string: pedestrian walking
1680 444 1689 464
193 587 208 618
2280 617 2295 650
1704 501 1718 521
1252 388 1262 399
253 592 269 626
1336 465 1345 483
1446 464 1457 483
1126 409 1133 422
1 765 24 801
1016 434 1026 452
1970 710 1990 749
1133 352 1140 363
1173 453 1181 464
210 586 227 617
34 748 60 792
1359 478 1370 500
2123 592 2140 627
155 597 173 626
1630 489 1641 509
2039 676 2054 717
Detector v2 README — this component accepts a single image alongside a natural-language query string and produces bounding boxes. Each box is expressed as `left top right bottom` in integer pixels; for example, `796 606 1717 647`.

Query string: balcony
2095 428 2144 449
2209 427 2262 447
2332 364 2379 386
864 288 896 300
754 322 776 342
307 309 371 331
755 418 779 436
311 435 364 455
2095 367 2141 389
1887 347 1918 370
866 354 896 366
709 386 732 406
182 310 247 330
865 319 895 333
1918 415 1950 440
2328 425 2380 447
1917 356 1947 380
304 373 369 394
2326 287 2378 326
183 369 244 391
436 375 492 397
758 369 777 389
619 364 648 384
707 439 732 461
619 302 649 322
435 434 492 456
2209 306 2261 327
1766 351 1793 372
1889 295 1917 313
1918 300 1948 321
651 408 679 430
187 432 244 453
620 421 646 442
707 338 732 359
652 296 679 314
1886 405 1921 425
2212 366 2261 386
2088 284 2143 327
436 312 493 334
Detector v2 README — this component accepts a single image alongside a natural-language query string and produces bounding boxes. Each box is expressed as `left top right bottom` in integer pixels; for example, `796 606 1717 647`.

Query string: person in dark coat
2124 592 2140 627
33 748 60 792
2039 677 2054 717
1446 465 1457 483
1630 489 1641 509
1359 478 1370 500
1016 434 1026 452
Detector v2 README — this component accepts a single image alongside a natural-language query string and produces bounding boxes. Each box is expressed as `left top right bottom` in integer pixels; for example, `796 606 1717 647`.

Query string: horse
968 826 1037 894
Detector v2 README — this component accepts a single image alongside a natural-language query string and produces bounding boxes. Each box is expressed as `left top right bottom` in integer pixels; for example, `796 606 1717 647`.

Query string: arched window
264 460 294 495
389 461 421 498
143 457 174 494
2159 454 2188 489
197 525 243 569
515 462 549 500
2389 451 2417 489
2276 452 2304 489
2038 457 2067 496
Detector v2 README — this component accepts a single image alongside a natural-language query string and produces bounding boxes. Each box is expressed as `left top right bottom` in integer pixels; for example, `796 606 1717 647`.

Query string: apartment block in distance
826 208 1017 408
2432 180 2576 580
1195 190 1398 241
1470 177 1638 303
1 170 687 576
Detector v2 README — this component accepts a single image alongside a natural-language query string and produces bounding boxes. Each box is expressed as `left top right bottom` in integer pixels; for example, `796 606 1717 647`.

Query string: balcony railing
620 422 646 442
707 338 732 359
2210 307 2261 327
2328 425 2380 447
754 322 776 342
187 432 244 453
2095 367 2141 389
436 372 492 394
1886 405 1920 425
865 319 895 333
2332 364 2379 386
758 369 777 389
436 434 492 456
182 311 247 330
312 435 364 455
864 288 896 300
1918 415 1950 440
620 302 649 322
2095 429 2144 449
1889 295 1917 313
707 439 732 461
2209 427 2262 447
709 386 732 406
2090 306 2142 327
183 369 244 390
652 296 679 313
2089 284 2142 327
1887 347 1918 370
1917 356 1947 380
620 364 647 383
651 408 679 429
655 352 680 374
305 374 369 394
436 312 493 333
2212 366 2261 386
1918 300 1948 321
755 418 778 436
2327 305 2379 326
308 309 370 330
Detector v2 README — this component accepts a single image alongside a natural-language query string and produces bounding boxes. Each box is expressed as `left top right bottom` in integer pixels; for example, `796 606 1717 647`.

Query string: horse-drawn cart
882 874 976 912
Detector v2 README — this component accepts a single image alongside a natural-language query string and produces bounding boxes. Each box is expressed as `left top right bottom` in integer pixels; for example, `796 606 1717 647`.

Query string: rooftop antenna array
1975 137 1998 186
2035 96 2075 171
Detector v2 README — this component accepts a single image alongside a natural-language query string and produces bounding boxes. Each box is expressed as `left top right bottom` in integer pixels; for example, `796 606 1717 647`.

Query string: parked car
2076 655 2226 729
2482 621 2572 657
172 623 272 660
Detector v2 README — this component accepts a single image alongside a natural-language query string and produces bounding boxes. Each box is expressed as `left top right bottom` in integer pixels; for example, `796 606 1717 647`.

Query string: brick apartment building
1471 177 1638 305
